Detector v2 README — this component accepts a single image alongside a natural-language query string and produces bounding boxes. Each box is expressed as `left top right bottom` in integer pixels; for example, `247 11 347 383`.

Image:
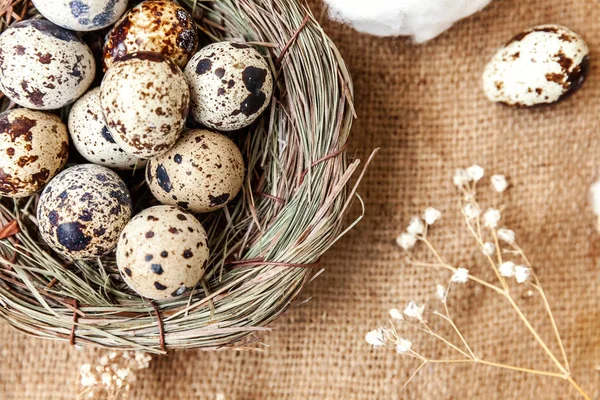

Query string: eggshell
146 129 244 213
100 52 189 158
0 109 68 198
103 0 198 70
483 25 589 106
31 0 129 31
0 19 96 109
116 205 209 300
69 87 147 170
184 42 274 131
37 164 132 259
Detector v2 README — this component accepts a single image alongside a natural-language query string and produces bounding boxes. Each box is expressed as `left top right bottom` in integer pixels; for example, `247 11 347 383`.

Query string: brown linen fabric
1 0 599 398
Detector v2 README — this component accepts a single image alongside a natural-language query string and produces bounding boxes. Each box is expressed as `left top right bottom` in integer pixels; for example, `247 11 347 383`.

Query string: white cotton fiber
324 0 492 43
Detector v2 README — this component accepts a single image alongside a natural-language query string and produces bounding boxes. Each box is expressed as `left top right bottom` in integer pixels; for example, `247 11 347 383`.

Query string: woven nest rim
0 0 369 354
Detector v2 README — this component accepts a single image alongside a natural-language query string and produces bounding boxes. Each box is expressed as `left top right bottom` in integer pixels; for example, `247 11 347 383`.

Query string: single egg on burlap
483 24 589 106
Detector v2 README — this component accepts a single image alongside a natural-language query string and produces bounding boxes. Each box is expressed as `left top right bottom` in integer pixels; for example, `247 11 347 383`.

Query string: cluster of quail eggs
0 0 274 300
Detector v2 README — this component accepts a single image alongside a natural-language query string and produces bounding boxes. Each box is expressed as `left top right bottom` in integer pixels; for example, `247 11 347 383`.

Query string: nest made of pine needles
0 0 371 354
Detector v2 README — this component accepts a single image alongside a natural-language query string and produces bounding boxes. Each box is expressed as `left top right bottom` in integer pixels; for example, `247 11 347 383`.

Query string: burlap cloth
1 0 599 398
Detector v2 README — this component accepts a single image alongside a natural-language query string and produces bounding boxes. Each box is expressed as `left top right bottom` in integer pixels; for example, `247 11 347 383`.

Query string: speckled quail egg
103 0 198 70
100 52 190 158
37 164 132 259
31 0 129 31
483 25 589 106
69 88 147 170
146 129 244 213
184 42 274 131
0 19 96 110
0 109 68 198
116 205 209 300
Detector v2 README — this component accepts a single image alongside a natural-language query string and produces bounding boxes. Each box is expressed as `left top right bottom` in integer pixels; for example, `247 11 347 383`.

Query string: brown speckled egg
100 52 189 158
37 164 132 259
116 205 209 300
483 25 589 106
146 129 244 213
69 88 147 170
184 42 274 131
0 109 68 198
0 19 95 110
103 0 198 71
31 0 129 31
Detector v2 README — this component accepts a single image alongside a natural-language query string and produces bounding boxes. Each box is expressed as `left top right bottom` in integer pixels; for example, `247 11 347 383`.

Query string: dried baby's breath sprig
77 351 152 400
372 166 591 399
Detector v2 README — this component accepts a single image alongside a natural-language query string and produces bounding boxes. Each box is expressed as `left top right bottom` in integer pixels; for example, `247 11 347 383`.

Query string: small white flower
389 308 404 321
435 284 447 301
483 208 501 228
423 207 442 225
482 242 495 256
365 328 386 347
497 228 516 244
80 374 97 388
467 164 484 182
491 174 509 193
403 301 425 320
407 216 425 235
453 168 471 187
396 338 413 354
515 265 531 283
499 261 516 277
101 372 112 387
463 203 480 219
590 180 600 217
451 268 469 283
396 233 417 250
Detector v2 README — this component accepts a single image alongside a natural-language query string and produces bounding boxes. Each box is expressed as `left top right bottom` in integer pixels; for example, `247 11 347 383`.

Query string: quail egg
0 109 68 198
0 19 96 109
100 52 190 158
31 0 129 31
483 25 589 106
37 164 132 259
69 87 147 170
116 205 209 300
103 0 198 70
146 129 244 213
184 42 274 131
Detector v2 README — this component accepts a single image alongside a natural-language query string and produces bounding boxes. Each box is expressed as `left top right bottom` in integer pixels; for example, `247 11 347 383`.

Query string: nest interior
0 0 363 353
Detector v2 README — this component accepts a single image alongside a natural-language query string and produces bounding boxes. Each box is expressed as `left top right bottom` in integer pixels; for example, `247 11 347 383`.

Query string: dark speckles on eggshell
209 193 230 206
145 254 154 261
155 164 173 193
124 267 132 277
183 249 193 259
174 154 182 164
151 264 164 275
160 251 168 258
56 222 92 251
196 58 212 74
154 281 167 290
146 231 155 238
100 126 116 143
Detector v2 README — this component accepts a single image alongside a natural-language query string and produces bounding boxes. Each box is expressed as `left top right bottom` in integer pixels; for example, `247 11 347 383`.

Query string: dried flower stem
377 166 591 399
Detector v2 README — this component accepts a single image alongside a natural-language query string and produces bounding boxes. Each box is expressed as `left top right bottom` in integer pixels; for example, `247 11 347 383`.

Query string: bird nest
0 0 368 353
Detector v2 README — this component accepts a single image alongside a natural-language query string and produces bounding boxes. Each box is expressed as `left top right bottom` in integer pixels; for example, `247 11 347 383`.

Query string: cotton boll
323 0 492 43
